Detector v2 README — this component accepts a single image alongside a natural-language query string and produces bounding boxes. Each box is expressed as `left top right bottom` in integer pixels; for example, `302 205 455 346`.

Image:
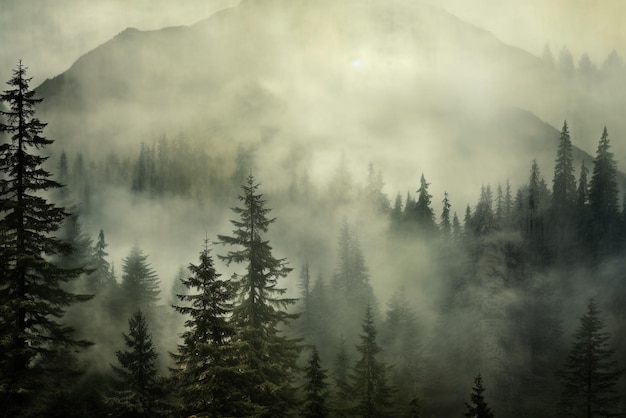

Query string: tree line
2 63 625 417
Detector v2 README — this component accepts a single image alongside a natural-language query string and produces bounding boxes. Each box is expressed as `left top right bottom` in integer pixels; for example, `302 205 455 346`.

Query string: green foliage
218 174 301 416
107 310 160 417
349 304 396 418
0 61 91 416
302 346 330 418
464 373 494 418
119 245 160 311
171 240 251 417
559 299 622 417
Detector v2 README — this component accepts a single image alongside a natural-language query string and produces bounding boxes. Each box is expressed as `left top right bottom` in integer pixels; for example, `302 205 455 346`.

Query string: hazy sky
1 0 625 86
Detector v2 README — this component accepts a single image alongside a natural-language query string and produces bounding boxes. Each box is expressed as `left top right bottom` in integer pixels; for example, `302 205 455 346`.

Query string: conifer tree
171 240 248 417
552 121 577 209
107 310 159 417
218 174 301 416
302 346 330 418
89 229 115 292
350 304 395 417
120 245 160 311
413 173 436 232
464 373 494 418
0 62 91 414
589 127 619 255
551 121 578 262
559 299 622 417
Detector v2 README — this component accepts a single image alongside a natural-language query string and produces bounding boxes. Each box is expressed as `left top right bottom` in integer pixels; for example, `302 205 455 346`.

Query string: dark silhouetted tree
464 373 494 418
413 174 436 232
350 304 395 417
120 246 160 311
171 240 249 417
218 174 301 417
589 127 619 256
302 346 329 418
107 310 159 417
0 62 91 414
559 299 622 417
553 121 577 209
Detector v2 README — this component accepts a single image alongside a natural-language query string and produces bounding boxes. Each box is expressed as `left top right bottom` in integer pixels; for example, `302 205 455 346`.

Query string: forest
2 54 626 418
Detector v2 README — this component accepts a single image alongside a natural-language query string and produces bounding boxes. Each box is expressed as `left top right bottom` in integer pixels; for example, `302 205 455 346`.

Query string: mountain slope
33 0 608 203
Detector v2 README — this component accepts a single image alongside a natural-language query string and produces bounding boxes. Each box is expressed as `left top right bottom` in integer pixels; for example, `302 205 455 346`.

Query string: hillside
33 0 615 203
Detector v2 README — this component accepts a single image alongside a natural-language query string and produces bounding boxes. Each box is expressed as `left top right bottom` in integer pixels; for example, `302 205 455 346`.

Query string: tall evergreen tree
589 127 619 256
559 299 622 417
413 174 436 232
171 240 249 417
349 304 395 418
302 346 330 418
107 310 160 417
88 229 115 292
119 245 160 311
218 174 301 417
552 121 577 209
0 62 91 414
551 121 578 263
464 373 494 418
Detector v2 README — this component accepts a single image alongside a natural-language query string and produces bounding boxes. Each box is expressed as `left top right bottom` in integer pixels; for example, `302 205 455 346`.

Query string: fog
3 1 626 416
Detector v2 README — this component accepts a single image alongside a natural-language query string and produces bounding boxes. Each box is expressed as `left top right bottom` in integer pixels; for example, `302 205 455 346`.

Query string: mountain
34 0 616 204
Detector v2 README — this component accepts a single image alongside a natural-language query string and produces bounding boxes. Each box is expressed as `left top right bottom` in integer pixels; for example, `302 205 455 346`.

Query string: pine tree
589 127 619 256
302 346 330 418
553 121 577 209
171 240 249 417
464 373 494 418
88 229 115 292
107 310 159 417
218 174 301 417
350 304 395 418
413 173 436 232
0 62 91 414
120 245 160 311
559 299 622 417
472 185 495 235
551 121 578 263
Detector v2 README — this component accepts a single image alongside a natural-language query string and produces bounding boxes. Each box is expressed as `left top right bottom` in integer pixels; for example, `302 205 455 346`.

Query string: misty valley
4 1 626 418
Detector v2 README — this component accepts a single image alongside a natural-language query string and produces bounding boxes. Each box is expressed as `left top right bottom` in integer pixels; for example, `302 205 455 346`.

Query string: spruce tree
464 373 494 418
0 61 91 414
120 245 160 311
171 240 249 417
413 173 436 232
551 121 578 262
552 121 577 209
302 346 330 418
559 299 622 417
107 310 159 417
218 174 301 417
88 229 115 292
589 127 619 256
349 303 395 418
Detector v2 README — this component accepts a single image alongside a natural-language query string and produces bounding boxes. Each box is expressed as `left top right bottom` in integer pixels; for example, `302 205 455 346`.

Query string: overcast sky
0 0 624 85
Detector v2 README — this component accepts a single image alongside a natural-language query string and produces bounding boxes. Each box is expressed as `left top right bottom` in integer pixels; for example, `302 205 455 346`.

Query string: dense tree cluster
3 63 626 418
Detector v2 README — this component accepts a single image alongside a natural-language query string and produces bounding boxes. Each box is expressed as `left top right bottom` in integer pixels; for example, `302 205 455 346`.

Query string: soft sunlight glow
352 59 361 68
